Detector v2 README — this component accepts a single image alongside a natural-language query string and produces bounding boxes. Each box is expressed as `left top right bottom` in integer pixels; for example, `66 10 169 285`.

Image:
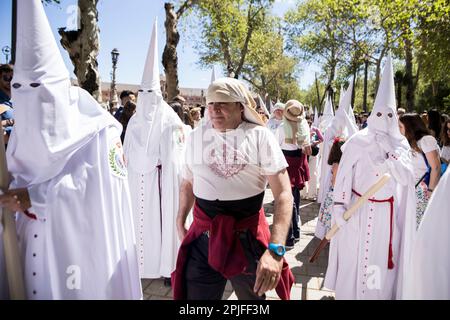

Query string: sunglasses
2 75 13 82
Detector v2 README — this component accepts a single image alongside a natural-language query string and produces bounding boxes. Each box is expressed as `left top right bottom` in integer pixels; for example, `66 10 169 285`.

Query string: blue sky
0 0 317 90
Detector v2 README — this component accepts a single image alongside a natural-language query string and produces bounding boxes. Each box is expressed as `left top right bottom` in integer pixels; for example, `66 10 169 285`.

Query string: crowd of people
0 0 449 301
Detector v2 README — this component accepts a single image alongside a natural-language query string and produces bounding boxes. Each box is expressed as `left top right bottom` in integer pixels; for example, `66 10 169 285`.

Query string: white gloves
333 205 347 228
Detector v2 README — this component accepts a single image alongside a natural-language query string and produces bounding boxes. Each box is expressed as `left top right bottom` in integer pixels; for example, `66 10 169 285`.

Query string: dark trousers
287 186 301 245
185 231 266 300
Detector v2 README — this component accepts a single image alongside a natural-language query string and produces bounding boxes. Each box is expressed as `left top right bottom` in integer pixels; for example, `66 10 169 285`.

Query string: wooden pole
0 134 26 299
309 173 391 263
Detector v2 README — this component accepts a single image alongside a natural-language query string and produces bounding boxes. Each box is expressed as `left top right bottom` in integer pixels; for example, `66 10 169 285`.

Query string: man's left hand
0 188 31 212
253 249 283 296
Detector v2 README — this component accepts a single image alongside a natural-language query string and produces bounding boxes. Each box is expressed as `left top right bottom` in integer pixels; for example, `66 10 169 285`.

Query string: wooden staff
309 173 391 263
0 133 26 299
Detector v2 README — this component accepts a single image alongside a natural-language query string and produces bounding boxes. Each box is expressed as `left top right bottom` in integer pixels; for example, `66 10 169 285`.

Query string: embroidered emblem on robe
109 137 127 179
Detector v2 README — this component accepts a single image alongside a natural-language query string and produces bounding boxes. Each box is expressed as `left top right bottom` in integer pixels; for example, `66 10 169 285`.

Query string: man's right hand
176 216 188 241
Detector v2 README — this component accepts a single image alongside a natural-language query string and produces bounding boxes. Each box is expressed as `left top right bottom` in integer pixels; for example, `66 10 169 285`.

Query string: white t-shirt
441 145 450 162
411 135 440 183
183 121 288 201
266 118 282 136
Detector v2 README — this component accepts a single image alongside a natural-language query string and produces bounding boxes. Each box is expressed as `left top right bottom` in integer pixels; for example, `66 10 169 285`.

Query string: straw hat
284 100 304 122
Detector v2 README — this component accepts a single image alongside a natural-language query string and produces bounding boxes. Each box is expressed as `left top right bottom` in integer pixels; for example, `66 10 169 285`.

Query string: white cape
403 168 450 299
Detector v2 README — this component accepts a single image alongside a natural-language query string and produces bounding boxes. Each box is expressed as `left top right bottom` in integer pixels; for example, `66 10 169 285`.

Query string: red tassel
388 196 394 269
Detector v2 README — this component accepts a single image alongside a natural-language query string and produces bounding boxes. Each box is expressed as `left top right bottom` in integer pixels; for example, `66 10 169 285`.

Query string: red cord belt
352 189 395 270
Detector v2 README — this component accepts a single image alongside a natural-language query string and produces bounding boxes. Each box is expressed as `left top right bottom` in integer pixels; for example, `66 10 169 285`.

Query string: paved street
141 189 335 300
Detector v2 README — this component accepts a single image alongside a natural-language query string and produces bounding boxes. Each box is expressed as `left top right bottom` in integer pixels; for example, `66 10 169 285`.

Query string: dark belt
195 191 264 221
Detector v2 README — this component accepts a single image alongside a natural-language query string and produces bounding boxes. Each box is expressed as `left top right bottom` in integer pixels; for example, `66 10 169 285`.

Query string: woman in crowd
315 138 344 239
276 100 311 247
399 113 441 228
441 118 450 164
427 109 442 144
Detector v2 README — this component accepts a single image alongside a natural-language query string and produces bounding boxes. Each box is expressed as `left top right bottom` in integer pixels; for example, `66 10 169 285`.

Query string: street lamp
363 53 370 113
109 48 120 114
2 46 11 63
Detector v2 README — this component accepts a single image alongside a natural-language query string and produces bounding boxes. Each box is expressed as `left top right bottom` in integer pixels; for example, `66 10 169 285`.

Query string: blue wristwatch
268 243 286 257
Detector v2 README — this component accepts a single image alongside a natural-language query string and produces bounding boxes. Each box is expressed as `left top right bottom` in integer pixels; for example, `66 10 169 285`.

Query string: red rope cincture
24 209 37 220
352 189 395 270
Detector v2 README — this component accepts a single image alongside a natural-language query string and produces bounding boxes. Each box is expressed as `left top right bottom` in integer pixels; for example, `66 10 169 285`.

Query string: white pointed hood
210 67 216 84
367 54 408 148
319 93 334 134
7 0 117 186
338 85 344 108
268 98 274 115
329 84 358 138
312 107 319 127
257 94 270 117
344 82 357 127
124 18 183 173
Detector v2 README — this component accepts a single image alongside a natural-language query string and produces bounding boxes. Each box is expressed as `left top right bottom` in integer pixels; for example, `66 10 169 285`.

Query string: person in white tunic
318 86 357 206
403 168 450 299
266 102 285 136
123 20 190 280
323 54 416 300
0 0 142 299
317 94 334 203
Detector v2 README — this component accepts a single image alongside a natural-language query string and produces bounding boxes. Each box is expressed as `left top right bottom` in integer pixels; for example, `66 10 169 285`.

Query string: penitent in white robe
323 130 416 300
403 168 450 299
0 215 8 299
124 108 190 279
10 126 142 299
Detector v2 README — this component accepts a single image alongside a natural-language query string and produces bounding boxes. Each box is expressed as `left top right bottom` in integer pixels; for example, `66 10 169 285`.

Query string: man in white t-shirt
172 77 294 300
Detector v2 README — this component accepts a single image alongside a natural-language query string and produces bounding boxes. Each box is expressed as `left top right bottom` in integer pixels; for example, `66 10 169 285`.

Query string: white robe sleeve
159 123 187 276
27 181 51 219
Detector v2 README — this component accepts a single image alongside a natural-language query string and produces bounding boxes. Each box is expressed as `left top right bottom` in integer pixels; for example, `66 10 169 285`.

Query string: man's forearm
177 180 195 223
270 190 293 245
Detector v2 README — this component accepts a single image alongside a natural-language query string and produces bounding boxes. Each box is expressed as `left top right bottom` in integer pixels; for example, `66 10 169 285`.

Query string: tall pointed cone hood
343 79 357 126
131 17 177 156
365 53 410 154
312 107 319 127
338 84 345 107
210 67 216 84
15 0 69 83
268 98 274 114
140 19 161 94
8 0 117 186
258 94 270 117
333 84 358 137
319 93 334 134
367 54 400 135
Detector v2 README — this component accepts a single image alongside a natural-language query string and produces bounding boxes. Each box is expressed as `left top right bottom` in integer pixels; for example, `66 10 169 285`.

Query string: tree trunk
162 2 181 102
314 73 321 112
363 59 368 113
59 0 102 102
351 70 357 108
404 36 415 111
11 0 17 64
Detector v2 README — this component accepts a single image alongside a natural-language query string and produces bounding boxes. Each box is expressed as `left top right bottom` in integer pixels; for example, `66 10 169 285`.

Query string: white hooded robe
323 55 416 300
5 0 142 299
123 20 189 279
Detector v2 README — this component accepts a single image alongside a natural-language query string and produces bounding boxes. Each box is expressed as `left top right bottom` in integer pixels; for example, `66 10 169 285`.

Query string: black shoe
286 240 295 249
163 277 172 287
